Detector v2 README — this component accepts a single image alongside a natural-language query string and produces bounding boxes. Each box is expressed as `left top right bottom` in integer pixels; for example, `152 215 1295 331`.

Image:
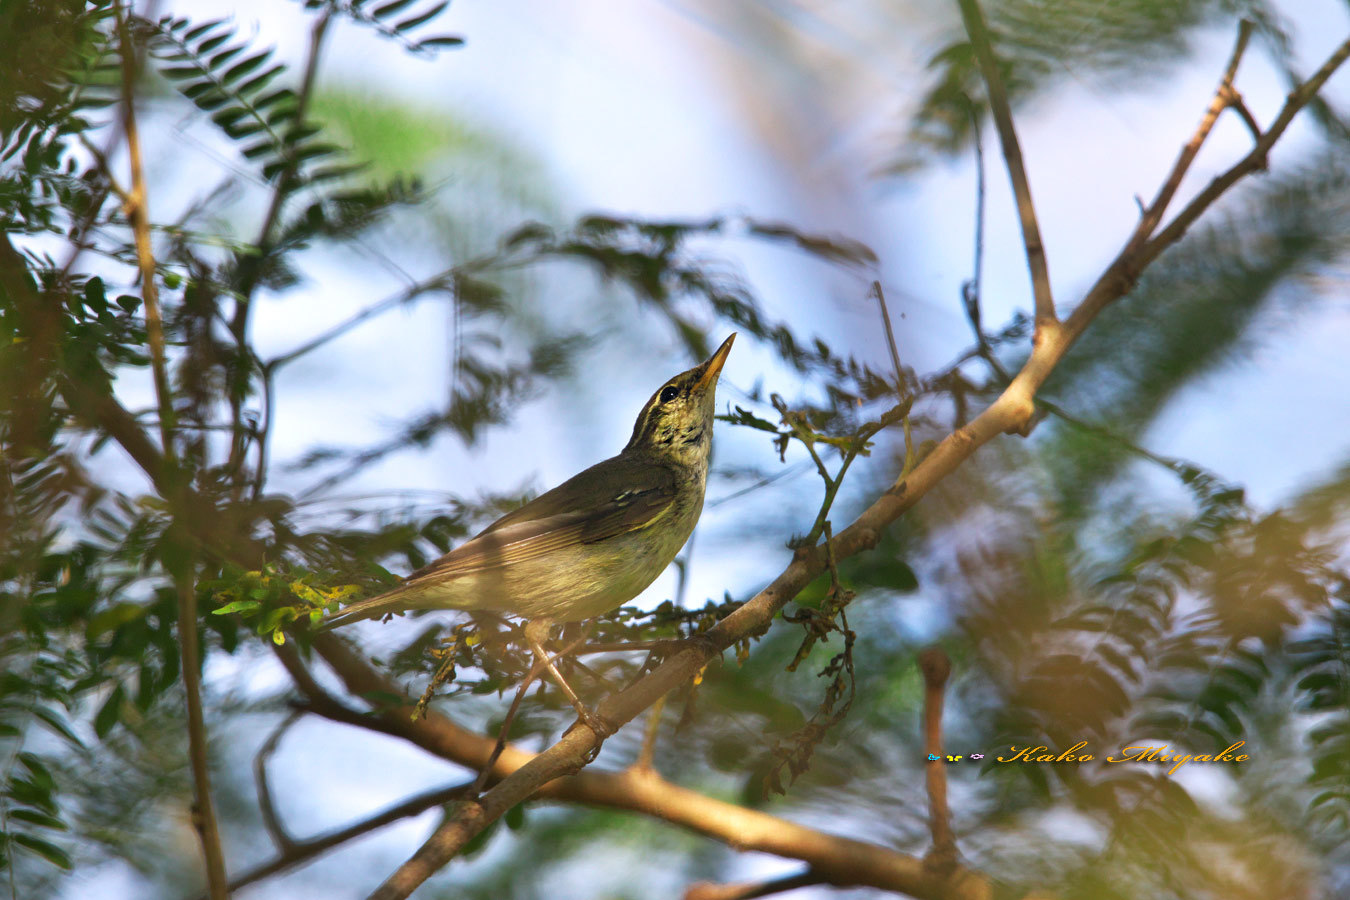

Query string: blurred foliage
900 0 1292 166
1 0 1349 898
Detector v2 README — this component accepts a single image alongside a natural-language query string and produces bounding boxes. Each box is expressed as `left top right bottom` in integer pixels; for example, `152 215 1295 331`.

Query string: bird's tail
317 585 428 631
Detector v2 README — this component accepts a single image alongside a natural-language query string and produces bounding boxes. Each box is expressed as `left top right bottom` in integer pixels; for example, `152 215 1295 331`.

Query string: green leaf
372 0 418 19
18 753 55 792
86 601 150 638
30 707 83 749
8 810 66 831
94 683 125 739
211 599 261 616
223 52 270 85
82 277 107 314
12 834 72 870
417 35 465 49
396 2 448 32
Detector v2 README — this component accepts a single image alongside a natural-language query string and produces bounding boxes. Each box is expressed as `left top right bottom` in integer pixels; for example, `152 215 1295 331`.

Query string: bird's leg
524 619 612 739
471 651 547 797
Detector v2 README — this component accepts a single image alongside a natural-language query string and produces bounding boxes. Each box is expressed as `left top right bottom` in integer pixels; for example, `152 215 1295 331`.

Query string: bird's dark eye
659 385 680 404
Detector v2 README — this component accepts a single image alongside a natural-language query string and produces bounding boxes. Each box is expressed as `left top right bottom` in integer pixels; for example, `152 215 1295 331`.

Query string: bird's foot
562 706 614 762
580 707 613 740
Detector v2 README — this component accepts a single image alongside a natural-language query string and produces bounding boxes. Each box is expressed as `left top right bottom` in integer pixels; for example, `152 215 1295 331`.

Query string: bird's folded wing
402 462 677 583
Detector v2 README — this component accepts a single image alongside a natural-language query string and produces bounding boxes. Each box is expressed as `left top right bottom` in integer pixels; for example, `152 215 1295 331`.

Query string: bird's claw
563 708 613 762
581 709 613 740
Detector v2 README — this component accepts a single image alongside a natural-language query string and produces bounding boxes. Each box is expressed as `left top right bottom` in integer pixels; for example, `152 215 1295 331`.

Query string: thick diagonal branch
300 635 987 900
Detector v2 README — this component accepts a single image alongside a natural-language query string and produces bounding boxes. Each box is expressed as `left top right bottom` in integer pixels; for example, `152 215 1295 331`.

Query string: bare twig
1125 20 1255 256
267 269 456 370
1138 34 1350 269
1035 398 1204 478
116 4 228 896
226 9 333 488
255 711 303 852
961 111 1011 385
871 281 907 398
684 870 826 900
955 0 1056 331
919 647 956 873
189 780 474 899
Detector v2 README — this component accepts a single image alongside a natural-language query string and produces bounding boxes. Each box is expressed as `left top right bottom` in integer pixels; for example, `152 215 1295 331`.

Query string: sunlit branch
297 634 972 899
1125 20 1255 257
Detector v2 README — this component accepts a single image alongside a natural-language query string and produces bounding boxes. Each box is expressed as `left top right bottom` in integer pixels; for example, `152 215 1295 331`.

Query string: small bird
322 334 735 725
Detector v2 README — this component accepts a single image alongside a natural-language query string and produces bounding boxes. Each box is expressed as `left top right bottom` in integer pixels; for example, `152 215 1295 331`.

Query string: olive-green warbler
322 334 734 655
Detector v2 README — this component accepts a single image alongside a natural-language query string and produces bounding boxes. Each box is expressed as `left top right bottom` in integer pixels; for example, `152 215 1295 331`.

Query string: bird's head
625 333 735 466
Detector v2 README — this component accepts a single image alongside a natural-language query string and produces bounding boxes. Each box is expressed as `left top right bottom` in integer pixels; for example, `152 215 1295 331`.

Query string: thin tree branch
117 4 227 896
919 648 956 873
190 779 473 899
1138 34 1350 268
360 29 1350 897
225 9 333 498
961 110 1011 385
1125 20 1255 256
252 10 332 272
59 0 164 281
255 710 303 852
117 5 174 457
684 870 826 900
266 269 455 370
871 281 907 399
955 0 1056 330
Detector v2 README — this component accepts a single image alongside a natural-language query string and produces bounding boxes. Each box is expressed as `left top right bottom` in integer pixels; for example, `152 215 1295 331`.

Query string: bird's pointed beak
694 333 735 392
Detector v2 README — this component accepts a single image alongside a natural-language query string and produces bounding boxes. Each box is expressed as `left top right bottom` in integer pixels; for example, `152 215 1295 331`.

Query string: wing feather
402 459 677 585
